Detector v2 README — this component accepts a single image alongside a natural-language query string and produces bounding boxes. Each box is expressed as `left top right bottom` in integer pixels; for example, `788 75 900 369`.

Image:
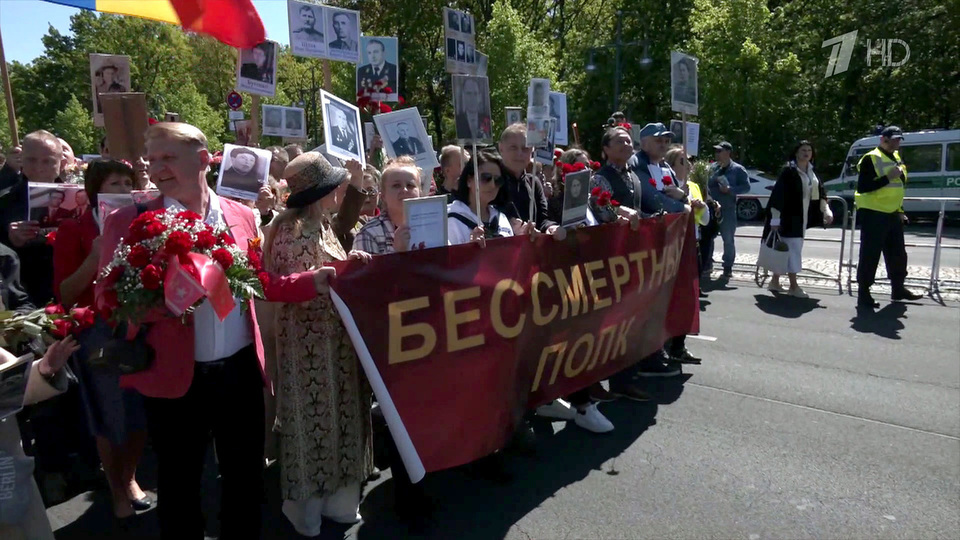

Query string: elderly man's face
22 138 61 182
457 43 465 56
367 43 384 65
59 139 75 172
233 153 256 174
299 8 316 29
397 123 409 138
252 48 266 67
533 84 546 105
333 15 349 39
334 108 347 127
146 136 209 204
463 80 480 114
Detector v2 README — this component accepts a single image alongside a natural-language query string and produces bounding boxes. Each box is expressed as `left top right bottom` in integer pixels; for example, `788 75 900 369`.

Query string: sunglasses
479 172 504 186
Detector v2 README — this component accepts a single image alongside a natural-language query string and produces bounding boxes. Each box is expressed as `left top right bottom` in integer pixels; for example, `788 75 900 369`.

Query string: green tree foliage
51 94 96 154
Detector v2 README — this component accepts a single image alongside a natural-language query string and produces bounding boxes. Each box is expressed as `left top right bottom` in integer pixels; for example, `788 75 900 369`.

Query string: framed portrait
262 105 307 139
325 6 361 63
356 36 399 102
28 183 86 233
527 78 550 118
549 92 568 146
670 51 699 116
89 53 131 127
216 144 273 201
288 0 327 58
561 169 591 227
373 107 440 173
474 50 488 77
452 75 492 143
236 41 279 97
526 117 552 148
404 195 448 251
505 107 523 128
443 7 476 74
534 118 557 165
320 89 365 166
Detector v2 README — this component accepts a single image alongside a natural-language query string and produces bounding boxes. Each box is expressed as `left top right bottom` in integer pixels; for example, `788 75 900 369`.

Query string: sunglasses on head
479 172 504 186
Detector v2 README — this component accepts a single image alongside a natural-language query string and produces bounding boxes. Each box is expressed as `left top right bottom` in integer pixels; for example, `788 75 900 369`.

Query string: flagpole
0 26 20 147
251 95 260 146
472 142 481 219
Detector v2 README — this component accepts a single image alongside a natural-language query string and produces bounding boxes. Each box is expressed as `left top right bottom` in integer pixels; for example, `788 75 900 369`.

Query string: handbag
81 317 154 375
757 231 791 275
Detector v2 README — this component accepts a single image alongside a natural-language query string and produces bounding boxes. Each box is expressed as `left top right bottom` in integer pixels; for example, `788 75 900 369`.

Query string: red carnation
164 231 194 256
591 161 601 170
126 244 151 267
44 304 66 315
382 86 394 94
591 186 602 197
144 221 167 238
648 178 657 186
51 318 73 338
176 210 203 221
212 248 234 270
70 307 96 330
554 148 563 158
663 176 673 185
611 199 621 207
357 96 371 108
247 248 262 271
46 231 57 245
598 193 611 206
140 265 162 290
379 103 393 113
397 96 406 105
573 162 586 171
195 229 217 250
218 232 236 246
257 271 271 289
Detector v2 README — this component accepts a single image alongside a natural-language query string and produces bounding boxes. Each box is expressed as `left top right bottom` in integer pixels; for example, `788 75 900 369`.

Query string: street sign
227 91 242 111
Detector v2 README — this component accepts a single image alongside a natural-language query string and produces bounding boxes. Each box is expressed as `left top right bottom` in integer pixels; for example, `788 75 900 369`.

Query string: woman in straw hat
264 152 373 537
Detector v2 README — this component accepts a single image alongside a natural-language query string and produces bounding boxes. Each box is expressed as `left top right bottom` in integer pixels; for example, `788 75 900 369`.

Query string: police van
824 129 960 220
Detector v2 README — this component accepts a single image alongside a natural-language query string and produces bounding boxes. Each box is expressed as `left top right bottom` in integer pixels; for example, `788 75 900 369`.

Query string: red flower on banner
164 231 194 256
382 86 394 95
140 265 163 290
46 231 57 245
195 230 218 250
126 244 152 268
212 248 234 270
44 304 65 316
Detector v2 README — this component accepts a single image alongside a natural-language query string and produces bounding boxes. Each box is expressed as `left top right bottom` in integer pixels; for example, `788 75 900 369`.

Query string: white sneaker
789 287 809 298
768 281 785 292
536 399 576 420
574 403 614 433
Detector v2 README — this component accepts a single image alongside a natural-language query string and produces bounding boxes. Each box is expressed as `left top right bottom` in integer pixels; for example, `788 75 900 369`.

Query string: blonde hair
499 123 527 143
381 156 420 188
554 148 591 184
144 122 208 150
664 146 687 171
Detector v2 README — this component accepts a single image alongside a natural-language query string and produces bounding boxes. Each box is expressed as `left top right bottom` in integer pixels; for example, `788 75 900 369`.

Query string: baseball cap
880 126 904 140
713 141 733 151
638 122 673 139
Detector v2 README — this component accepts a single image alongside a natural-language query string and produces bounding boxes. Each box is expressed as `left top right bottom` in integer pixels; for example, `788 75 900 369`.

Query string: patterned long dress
269 218 373 502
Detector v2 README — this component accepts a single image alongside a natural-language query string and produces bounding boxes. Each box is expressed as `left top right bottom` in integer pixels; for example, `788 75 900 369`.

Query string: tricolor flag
45 0 265 48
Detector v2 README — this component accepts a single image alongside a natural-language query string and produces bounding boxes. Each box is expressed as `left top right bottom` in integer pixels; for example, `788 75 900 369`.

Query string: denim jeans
708 208 738 271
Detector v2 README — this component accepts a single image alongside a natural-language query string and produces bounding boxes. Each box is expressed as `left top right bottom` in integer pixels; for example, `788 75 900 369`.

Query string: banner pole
529 161 538 224
681 112 688 156
250 95 260 147
472 141 481 219
330 289 426 483
322 60 332 91
0 26 20 147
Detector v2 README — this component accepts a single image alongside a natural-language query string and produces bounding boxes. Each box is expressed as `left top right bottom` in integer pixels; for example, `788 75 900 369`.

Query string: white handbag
757 231 790 275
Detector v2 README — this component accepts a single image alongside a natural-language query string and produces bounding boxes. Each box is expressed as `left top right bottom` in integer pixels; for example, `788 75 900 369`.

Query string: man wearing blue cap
707 141 750 277
854 125 922 308
628 122 689 215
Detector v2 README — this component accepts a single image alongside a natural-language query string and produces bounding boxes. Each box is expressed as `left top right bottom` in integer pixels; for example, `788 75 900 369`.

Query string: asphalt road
731 223 960 270
47 285 960 539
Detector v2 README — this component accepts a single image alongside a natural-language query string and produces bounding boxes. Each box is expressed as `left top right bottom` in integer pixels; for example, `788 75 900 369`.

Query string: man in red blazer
95 122 334 539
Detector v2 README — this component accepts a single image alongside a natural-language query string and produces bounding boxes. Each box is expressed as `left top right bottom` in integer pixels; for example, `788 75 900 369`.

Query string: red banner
331 213 699 475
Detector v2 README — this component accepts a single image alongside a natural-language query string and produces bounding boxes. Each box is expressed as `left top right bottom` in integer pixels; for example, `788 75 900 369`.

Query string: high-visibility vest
855 148 907 213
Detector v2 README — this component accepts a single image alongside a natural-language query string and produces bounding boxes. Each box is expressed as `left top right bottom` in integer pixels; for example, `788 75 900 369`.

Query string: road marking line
688 382 960 441
687 334 718 342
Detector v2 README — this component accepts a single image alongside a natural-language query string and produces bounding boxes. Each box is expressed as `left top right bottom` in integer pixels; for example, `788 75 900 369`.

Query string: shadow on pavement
702 279 737 293
753 294 824 318
850 302 908 339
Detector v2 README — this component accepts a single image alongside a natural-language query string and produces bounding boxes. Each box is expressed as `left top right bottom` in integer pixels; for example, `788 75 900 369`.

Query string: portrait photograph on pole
89 53 131 127
549 91 568 145
452 74 492 143
443 7 476 74
236 40 278 97
325 6 361 63
356 36 399 102
373 107 440 173
320 89 365 166
670 51 699 116
216 144 273 201
287 0 326 59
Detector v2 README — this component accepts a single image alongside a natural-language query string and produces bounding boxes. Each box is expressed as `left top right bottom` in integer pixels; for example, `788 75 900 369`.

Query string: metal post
310 66 318 145
835 196 849 294
847 206 857 293
613 11 622 113
930 199 946 294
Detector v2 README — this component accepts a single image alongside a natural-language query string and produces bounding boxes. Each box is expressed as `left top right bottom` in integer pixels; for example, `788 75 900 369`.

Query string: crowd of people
0 106 920 538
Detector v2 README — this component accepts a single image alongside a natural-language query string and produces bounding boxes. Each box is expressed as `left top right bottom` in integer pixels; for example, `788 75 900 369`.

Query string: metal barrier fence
845 197 960 299
722 194 850 293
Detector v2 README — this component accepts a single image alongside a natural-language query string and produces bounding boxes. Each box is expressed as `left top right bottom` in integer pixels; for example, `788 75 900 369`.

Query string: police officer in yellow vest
855 126 923 308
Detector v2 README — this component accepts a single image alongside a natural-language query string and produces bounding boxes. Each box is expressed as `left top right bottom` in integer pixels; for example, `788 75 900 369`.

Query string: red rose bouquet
0 304 97 352
99 209 265 324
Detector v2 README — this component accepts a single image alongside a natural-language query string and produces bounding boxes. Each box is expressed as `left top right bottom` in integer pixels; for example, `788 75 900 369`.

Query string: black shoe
858 291 880 308
891 288 923 301
130 496 154 511
505 422 536 456
609 383 651 402
637 361 682 378
669 348 702 365
699 289 708 298
722 269 733 278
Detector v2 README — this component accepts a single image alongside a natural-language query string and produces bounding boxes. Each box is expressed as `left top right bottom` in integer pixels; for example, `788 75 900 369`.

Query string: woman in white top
762 140 834 298
447 148 516 244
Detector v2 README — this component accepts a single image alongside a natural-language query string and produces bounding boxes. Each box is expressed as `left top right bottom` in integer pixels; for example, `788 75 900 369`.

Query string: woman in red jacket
53 160 152 519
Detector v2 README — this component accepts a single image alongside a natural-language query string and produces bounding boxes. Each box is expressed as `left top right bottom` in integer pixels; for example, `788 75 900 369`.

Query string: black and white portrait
669 119 685 145
505 107 523 129
456 41 466 62
453 75 492 142
446 9 460 32
288 0 326 58
373 107 440 173
263 105 307 139
321 89 365 165
356 36 399 102
535 118 557 165
236 41 278 97
326 7 361 63
460 13 473 35
475 51 488 77
216 144 272 201
443 7 476 75
548 92 568 145
466 44 475 64
528 78 550 118
446 38 457 59
671 51 699 116
561 169 591 227
264 107 283 131
89 54 131 126
285 109 304 133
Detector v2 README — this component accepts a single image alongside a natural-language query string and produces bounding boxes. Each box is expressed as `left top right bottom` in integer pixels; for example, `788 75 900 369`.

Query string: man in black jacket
496 124 561 233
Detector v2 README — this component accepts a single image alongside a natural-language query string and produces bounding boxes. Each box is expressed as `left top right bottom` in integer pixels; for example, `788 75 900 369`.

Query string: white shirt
446 200 514 245
648 163 665 190
164 190 254 362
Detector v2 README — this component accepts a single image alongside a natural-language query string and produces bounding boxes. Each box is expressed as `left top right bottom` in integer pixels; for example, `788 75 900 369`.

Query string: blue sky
0 0 295 64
